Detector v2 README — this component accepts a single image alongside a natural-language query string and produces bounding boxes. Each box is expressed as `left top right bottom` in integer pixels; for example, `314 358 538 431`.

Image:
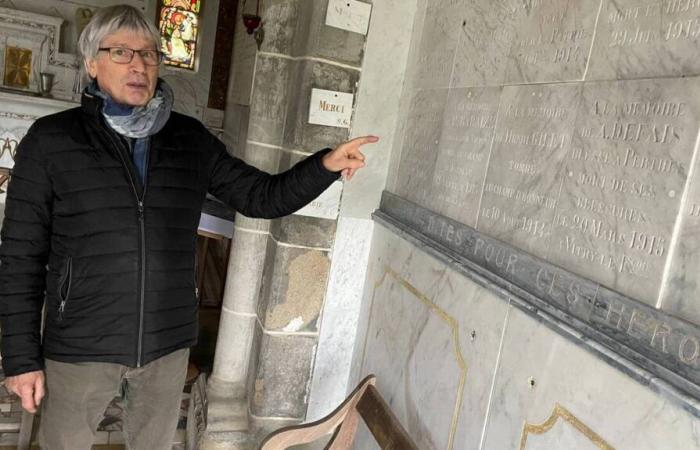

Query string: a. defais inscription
549 78 700 306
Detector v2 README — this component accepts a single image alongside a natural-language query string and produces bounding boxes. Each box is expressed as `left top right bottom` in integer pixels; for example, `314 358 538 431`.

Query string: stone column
242 0 368 440
204 0 368 446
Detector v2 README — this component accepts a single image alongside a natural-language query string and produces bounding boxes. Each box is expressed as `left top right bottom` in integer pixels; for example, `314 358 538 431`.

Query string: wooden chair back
259 375 418 450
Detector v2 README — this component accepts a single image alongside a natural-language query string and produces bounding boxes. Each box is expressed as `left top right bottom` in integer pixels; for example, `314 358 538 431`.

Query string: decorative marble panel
477 83 581 259
587 0 700 80
482 306 700 449
355 225 509 450
549 77 700 306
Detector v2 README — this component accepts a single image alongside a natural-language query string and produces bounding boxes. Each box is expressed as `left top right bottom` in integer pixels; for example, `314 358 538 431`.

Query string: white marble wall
306 0 419 421
351 225 700 450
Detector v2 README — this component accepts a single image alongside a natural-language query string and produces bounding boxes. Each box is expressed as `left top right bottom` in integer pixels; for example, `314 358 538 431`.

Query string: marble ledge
373 191 700 418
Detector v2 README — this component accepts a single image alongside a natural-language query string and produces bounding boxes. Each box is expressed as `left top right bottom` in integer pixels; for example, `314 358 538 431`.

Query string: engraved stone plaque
549 78 700 306
412 0 463 88
394 88 448 208
451 0 521 87
431 86 501 228
477 83 581 258
587 0 700 80
504 0 599 84
308 88 354 128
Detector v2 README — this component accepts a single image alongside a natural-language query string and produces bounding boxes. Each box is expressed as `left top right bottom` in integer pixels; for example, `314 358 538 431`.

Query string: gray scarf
87 79 173 184
87 79 173 138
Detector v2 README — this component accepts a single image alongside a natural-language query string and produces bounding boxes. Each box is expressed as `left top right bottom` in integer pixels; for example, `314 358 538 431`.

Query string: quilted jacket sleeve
206 133 340 219
0 126 52 376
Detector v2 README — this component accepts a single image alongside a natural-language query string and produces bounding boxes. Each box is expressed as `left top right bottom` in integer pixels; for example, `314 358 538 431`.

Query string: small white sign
325 0 372 35
295 180 343 220
309 88 354 129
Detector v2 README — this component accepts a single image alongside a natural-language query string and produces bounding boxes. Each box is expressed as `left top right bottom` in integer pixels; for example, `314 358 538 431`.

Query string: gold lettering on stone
319 100 345 113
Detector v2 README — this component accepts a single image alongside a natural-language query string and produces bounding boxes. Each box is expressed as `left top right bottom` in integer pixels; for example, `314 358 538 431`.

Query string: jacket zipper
105 131 148 367
57 256 73 321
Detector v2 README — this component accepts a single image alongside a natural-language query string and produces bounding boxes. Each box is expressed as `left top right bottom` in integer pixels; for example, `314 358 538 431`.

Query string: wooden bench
259 375 418 450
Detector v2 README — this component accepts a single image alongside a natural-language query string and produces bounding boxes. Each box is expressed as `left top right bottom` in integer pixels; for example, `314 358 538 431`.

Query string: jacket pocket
57 256 73 321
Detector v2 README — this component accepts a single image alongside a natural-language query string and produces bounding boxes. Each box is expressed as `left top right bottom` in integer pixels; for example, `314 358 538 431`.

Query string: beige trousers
38 348 189 450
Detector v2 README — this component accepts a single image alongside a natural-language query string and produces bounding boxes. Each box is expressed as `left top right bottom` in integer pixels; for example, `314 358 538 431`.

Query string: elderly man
0 4 376 449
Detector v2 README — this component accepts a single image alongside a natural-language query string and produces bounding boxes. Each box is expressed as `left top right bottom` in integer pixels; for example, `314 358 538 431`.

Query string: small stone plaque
451 0 520 87
412 0 463 88
325 0 372 35
477 83 581 259
393 88 448 208
503 0 599 83
550 78 700 306
431 86 501 228
295 180 343 220
587 0 700 80
308 88 354 129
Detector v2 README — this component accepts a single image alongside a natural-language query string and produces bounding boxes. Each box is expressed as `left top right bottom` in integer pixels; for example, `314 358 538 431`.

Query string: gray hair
78 5 160 63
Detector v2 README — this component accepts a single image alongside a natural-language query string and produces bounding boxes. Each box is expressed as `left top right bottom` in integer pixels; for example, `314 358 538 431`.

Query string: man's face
86 29 159 107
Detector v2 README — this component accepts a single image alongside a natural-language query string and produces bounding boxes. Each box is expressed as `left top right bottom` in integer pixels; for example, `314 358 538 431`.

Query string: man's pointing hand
322 135 379 181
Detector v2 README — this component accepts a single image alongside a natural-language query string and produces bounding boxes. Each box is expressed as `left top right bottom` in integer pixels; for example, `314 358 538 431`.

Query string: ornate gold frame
3 47 32 89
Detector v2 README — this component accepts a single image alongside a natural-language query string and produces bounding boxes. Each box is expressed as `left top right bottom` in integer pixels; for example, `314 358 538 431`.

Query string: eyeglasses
98 47 163 66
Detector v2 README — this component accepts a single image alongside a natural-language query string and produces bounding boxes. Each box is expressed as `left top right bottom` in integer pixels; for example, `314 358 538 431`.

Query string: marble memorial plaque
477 83 581 259
431 86 501 228
412 0 463 89
587 0 700 80
308 88 353 128
504 0 599 84
549 78 700 306
450 0 521 87
393 88 448 209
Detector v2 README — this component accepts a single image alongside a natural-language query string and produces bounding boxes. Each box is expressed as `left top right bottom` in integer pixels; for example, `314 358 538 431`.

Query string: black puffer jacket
0 92 339 376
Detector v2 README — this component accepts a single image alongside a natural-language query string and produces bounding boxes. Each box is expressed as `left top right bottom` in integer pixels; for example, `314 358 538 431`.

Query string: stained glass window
158 0 201 70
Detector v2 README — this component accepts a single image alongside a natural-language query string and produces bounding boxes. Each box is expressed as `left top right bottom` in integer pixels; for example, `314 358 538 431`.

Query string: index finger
347 135 379 147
